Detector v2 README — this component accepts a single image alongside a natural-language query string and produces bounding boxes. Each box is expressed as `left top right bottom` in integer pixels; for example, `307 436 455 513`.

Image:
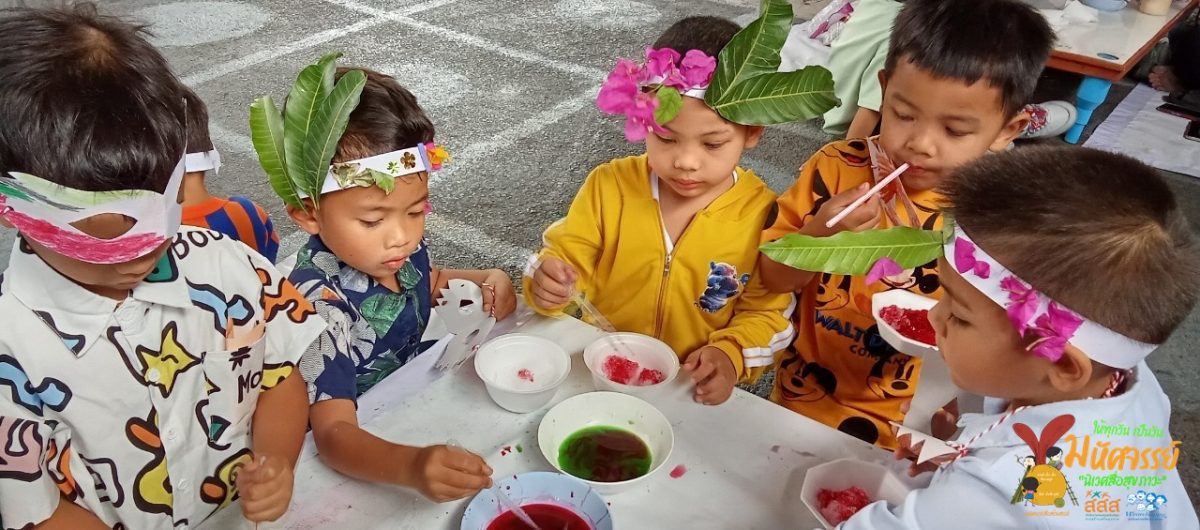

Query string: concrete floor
0 0 1196 501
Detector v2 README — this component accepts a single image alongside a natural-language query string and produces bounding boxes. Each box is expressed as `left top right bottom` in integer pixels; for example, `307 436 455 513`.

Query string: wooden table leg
1065 76 1114 144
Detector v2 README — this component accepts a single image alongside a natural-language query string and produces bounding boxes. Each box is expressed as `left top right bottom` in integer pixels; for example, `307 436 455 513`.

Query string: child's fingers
445 450 493 477
688 356 717 384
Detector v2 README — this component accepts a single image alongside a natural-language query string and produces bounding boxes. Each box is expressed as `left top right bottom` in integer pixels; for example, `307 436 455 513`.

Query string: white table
202 311 897 530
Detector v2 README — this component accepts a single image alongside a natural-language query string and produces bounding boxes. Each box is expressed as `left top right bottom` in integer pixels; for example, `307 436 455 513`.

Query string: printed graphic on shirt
126 410 172 516
144 251 179 284
188 281 254 335
697 262 749 313
194 398 232 452
1010 414 1079 509
200 448 252 514
45 438 78 501
82 454 124 507
256 264 316 325
0 417 43 481
32 311 85 355
0 354 72 415
119 322 201 398
169 228 226 260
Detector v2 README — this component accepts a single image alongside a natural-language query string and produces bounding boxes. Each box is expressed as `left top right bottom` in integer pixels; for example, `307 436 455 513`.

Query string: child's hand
480 269 517 320
892 430 954 477
235 455 294 523
682 346 737 405
408 444 493 502
531 257 578 309
805 183 882 237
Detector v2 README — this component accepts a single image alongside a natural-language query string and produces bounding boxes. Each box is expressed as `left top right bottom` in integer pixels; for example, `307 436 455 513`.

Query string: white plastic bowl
871 290 939 358
460 472 612 530
474 333 570 413
583 332 680 398
538 391 674 495
1081 0 1127 11
800 459 912 529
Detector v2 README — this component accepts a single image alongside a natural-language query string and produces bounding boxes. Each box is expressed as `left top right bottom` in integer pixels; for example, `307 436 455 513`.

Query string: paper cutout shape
891 422 959 465
426 279 496 371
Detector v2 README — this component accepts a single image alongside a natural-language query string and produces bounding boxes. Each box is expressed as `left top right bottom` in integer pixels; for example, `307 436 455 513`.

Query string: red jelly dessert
637 368 665 385
517 368 535 383
602 355 640 384
486 503 591 530
880 305 937 345
817 486 872 525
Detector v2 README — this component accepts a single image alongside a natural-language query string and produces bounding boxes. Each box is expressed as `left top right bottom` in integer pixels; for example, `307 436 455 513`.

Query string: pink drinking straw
824 163 910 229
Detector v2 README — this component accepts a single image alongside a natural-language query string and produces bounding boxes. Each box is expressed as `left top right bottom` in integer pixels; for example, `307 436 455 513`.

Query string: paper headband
0 157 185 264
185 149 221 174
947 226 1155 369
597 0 839 142
313 143 449 198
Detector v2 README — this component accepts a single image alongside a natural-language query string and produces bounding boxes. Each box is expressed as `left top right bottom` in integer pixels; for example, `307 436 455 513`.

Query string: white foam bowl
800 459 912 529
583 332 680 398
538 391 674 495
474 333 570 413
871 290 939 358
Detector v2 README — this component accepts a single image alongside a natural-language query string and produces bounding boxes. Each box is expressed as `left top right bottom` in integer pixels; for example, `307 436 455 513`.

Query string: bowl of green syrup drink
537 391 674 495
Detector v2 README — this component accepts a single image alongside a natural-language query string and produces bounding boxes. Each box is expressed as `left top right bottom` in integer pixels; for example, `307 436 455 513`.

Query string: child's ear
1045 344 1095 394
287 203 321 235
877 69 889 94
743 125 765 149
989 110 1030 153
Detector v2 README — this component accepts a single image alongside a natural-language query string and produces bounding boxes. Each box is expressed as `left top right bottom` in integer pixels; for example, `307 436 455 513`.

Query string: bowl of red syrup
582 332 680 398
871 290 939 358
461 471 612 530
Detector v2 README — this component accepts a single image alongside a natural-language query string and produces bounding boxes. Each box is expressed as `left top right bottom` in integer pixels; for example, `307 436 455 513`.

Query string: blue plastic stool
1065 76 1113 144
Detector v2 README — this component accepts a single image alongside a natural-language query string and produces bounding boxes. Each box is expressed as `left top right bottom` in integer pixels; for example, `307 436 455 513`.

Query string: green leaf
759 227 945 275
283 52 342 202
304 69 367 208
709 66 839 125
653 86 683 125
249 96 300 209
705 0 793 105
370 169 396 194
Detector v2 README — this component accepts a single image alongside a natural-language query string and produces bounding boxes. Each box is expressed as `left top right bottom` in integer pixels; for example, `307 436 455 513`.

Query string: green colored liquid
558 425 652 482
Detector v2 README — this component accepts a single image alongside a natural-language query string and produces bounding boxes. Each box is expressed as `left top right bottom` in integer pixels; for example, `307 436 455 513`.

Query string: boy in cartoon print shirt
0 7 325 529
759 0 1051 448
525 16 795 406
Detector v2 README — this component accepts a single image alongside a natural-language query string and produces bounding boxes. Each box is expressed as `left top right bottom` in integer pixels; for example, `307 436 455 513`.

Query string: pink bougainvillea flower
678 49 717 88
1000 276 1039 337
866 257 902 285
645 47 682 79
597 72 638 115
623 91 664 142
953 237 991 279
1025 302 1084 362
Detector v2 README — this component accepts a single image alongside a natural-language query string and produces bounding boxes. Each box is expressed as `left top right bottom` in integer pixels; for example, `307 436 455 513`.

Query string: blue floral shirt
290 235 434 403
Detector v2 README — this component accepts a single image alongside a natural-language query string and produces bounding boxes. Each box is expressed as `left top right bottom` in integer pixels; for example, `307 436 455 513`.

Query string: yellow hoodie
523 155 795 381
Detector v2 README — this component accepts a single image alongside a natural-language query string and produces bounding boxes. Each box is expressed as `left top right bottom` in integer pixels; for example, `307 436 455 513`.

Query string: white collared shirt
0 227 325 530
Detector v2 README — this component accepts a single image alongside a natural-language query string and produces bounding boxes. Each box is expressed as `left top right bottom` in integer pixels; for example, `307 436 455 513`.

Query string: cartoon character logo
778 356 836 402
1128 490 1167 512
697 262 748 313
1009 414 1079 508
201 448 253 515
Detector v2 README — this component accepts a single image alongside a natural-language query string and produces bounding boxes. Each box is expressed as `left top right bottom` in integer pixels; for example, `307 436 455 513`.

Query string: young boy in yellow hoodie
526 11 832 405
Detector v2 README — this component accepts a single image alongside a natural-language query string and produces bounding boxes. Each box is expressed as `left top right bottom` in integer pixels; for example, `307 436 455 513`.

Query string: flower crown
597 0 839 142
759 222 1157 368
249 52 448 210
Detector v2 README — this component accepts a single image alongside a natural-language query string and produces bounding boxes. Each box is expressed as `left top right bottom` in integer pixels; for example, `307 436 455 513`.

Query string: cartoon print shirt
289 235 434 403
0 227 325 530
761 138 944 449
844 364 1198 529
521 154 794 381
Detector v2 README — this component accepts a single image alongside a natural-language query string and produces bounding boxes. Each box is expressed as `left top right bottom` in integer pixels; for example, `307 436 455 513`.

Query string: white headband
184 149 221 174
646 74 707 99
300 144 433 199
947 226 1156 369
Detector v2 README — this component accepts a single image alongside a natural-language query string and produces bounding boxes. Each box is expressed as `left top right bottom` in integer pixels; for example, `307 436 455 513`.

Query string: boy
860 147 1199 529
760 0 1053 447
0 5 323 528
527 16 797 406
252 57 516 502
179 86 281 262
821 0 905 139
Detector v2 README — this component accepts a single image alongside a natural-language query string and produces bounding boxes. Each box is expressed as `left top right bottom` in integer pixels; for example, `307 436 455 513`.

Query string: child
851 147 1199 529
820 0 905 139
759 0 1053 447
0 5 324 528
251 55 517 502
526 16 797 406
179 86 281 262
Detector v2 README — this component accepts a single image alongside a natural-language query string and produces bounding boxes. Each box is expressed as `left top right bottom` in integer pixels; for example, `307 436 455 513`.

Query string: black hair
332 67 435 164
885 0 1054 117
652 16 740 59
943 146 1200 345
1045 447 1063 459
181 85 214 154
0 3 185 192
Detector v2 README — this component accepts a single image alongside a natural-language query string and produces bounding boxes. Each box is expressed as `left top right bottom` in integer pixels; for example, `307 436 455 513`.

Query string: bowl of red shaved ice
871 290 939 358
583 332 679 398
800 459 912 529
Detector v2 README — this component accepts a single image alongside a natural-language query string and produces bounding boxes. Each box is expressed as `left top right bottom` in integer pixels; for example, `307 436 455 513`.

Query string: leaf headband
760 223 1157 368
249 52 449 210
597 0 840 141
